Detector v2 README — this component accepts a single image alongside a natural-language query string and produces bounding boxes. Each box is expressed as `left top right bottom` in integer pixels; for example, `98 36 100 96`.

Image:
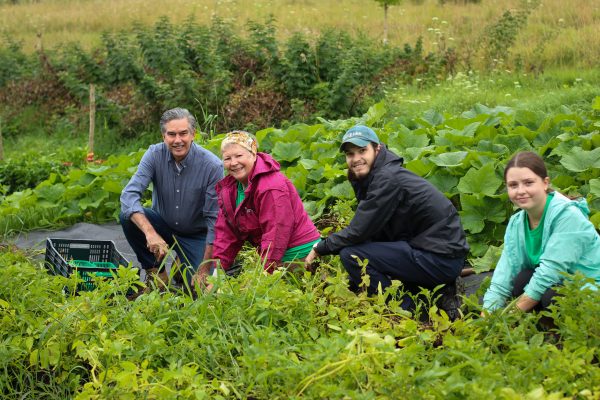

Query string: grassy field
389 68 600 117
1 0 599 68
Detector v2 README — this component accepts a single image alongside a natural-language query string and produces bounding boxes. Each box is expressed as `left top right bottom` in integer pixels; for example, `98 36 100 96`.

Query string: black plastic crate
45 238 130 291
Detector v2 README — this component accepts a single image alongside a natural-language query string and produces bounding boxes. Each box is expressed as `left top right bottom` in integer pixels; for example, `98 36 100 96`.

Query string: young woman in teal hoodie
483 151 600 313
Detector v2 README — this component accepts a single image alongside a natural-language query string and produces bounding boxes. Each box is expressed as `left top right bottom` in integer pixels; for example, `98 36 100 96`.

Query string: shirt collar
167 143 196 168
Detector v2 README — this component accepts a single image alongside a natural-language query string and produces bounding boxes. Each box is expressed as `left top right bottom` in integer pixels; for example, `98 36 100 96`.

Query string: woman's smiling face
505 166 549 216
222 143 257 186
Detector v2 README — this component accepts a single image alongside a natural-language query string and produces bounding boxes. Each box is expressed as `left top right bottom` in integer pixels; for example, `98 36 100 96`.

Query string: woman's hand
516 295 539 312
192 263 212 291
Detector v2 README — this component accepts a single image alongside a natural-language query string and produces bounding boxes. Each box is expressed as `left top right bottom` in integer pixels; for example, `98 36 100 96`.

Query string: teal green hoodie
483 192 600 311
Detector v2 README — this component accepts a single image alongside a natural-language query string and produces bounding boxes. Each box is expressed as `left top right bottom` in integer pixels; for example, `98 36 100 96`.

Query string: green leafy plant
2 98 599 253
0 158 70 195
1 241 599 399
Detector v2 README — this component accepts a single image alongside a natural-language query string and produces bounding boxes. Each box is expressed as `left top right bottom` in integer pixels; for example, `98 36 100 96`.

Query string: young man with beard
305 125 469 319
120 107 222 294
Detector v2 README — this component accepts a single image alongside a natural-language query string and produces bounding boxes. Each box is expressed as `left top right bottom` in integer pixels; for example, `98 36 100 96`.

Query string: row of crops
1 99 599 398
2 100 599 260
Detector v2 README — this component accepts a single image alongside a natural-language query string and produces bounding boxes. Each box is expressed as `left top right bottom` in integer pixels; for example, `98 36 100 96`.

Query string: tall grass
1 0 598 68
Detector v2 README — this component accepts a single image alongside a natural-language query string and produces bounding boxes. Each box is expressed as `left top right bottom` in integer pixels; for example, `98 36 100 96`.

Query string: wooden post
88 84 95 160
0 117 4 161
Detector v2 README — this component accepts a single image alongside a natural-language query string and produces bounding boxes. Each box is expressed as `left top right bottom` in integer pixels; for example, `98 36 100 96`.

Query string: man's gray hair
159 107 197 134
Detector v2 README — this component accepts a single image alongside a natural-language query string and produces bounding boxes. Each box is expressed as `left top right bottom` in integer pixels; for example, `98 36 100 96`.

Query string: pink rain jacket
213 152 320 271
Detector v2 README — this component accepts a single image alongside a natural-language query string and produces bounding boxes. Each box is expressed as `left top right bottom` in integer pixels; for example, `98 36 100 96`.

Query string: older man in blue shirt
120 107 222 293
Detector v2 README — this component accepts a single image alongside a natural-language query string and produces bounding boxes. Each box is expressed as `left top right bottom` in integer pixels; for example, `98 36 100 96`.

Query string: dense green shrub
281 32 318 100
0 16 450 139
315 29 352 83
481 0 541 68
0 36 33 87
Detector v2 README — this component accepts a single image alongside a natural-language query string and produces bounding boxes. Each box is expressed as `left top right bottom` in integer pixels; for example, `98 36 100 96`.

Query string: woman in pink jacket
194 131 320 285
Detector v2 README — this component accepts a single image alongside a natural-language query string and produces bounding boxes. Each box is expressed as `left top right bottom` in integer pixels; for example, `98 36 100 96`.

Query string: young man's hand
304 249 319 269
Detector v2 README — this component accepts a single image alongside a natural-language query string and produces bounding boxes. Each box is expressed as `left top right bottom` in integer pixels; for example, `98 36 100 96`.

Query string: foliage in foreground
0 246 599 399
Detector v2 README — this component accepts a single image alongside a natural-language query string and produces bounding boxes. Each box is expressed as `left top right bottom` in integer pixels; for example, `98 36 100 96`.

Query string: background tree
373 0 402 44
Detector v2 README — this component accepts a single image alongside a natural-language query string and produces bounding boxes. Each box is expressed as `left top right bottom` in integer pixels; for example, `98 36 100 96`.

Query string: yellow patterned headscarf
221 131 258 155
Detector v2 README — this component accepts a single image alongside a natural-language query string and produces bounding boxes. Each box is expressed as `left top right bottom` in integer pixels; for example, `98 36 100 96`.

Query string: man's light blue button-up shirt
120 142 223 243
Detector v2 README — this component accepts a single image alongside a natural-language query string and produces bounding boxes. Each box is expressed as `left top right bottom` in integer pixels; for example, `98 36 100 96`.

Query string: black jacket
315 145 469 258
